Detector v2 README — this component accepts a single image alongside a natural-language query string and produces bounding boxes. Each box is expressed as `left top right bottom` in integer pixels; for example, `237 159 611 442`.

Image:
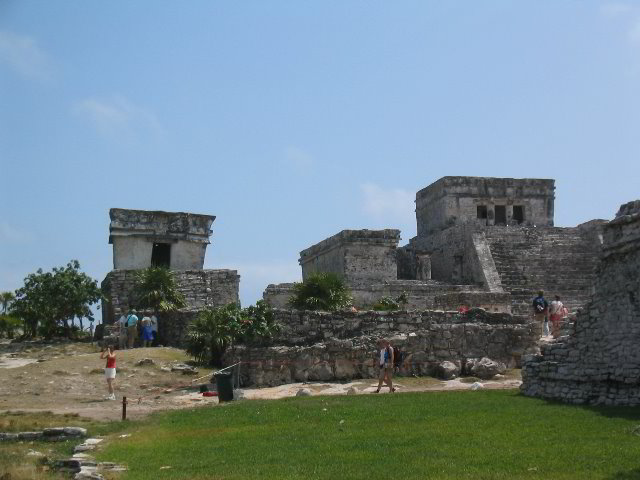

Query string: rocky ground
0 339 218 421
0 339 523 422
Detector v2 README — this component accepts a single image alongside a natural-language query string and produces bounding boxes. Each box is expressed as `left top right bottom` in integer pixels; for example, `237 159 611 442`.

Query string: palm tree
133 267 186 313
0 291 15 314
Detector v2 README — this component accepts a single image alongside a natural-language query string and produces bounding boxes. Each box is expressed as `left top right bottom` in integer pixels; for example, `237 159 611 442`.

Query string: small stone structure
415 176 555 235
101 208 239 342
299 229 401 286
109 208 215 270
520 200 640 405
225 308 536 386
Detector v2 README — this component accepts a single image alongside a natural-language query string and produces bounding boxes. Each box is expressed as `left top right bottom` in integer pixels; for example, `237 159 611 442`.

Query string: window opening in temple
151 243 171 268
495 205 507 225
513 205 524 224
477 205 488 220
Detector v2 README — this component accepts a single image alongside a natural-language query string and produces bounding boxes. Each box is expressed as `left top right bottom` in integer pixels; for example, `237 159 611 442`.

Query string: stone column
416 254 431 281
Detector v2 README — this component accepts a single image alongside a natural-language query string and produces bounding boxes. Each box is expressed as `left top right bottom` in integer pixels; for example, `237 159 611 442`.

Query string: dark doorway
513 205 524 224
151 243 171 268
477 205 488 220
495 206 506 225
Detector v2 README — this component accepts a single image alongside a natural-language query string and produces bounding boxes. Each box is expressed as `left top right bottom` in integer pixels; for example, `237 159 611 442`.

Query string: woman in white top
549 295 565 338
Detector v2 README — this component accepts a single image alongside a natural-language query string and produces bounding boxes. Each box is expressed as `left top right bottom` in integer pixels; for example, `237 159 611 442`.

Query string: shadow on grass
531 394 640 421
604 467 640 479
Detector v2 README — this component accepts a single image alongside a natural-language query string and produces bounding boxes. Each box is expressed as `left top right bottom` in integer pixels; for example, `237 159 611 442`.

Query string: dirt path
0 340 521 421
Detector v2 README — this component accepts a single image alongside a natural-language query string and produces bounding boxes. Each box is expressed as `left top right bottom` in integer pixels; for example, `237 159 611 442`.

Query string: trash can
214 371 234 402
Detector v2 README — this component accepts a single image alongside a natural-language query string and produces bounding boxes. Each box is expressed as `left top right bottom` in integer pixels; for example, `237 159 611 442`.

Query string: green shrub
287 273 352 311
186 301 279 367
133 267 186 313
0 314 20 339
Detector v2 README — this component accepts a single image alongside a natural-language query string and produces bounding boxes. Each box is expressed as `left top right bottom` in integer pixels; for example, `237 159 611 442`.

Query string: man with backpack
126 309 139 349
532 291 549 338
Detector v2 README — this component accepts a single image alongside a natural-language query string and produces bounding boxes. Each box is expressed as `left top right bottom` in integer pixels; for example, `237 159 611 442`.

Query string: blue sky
1 1 639 307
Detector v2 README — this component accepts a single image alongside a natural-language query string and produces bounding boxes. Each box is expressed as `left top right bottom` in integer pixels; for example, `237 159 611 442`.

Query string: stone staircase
484 227 601 317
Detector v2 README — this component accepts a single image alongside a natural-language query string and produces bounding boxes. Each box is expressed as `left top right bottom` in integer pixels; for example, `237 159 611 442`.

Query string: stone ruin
521 200 640 405
265 176 604 319
227 176 608 387
100 178 630 390
101 208 239 344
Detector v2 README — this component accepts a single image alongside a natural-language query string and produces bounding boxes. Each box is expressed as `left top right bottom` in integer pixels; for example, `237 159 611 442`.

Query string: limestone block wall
224 308 537 387
101 269 239 324
263 280 506 312
483 226 601 316
415 177 555 235
402 224 485 286
262 283 296 309
299 229 401 286
521 200 640 405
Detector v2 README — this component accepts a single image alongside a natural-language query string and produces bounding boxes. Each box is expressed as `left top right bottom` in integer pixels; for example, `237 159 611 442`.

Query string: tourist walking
126 309 139 348
375 339 396 393
100 345 117 400
549 295 566 338
532 291 548 338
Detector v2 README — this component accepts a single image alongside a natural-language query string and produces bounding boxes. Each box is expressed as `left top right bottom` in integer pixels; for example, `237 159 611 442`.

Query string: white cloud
0 30 53 81
0 222 34 244
283 146 314 171
73 94 163 141
600 3 640 46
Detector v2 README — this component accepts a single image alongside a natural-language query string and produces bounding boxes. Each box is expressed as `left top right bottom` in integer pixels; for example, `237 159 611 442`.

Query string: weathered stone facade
299 229 401 286
415 176 555 235
109 208 215 270
101 269 239 324
224 308 537 387
520 200 640 405
401 223 603 317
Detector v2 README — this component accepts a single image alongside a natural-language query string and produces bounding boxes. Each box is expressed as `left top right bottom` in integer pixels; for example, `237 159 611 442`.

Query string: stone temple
101 208 239 342
265 176 604 319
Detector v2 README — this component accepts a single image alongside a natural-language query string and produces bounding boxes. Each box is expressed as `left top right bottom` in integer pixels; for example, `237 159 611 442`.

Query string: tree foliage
287 272 352 311
185 301 279 367
132 267 186 313
0 314 20 338
10 260 102 338
0 291 15 314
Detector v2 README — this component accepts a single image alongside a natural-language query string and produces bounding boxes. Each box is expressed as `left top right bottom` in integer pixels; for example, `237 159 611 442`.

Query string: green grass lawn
98 390 640 480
